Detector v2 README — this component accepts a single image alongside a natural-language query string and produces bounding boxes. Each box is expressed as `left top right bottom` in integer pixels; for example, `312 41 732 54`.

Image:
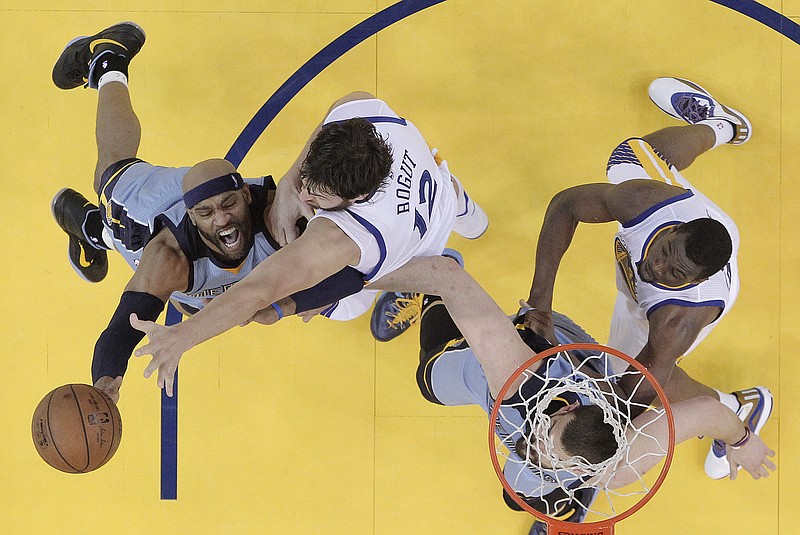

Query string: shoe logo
79 246 94 268
89 38 128 53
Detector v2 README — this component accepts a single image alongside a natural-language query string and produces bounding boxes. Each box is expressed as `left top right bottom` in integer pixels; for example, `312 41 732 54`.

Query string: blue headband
183 173 245 208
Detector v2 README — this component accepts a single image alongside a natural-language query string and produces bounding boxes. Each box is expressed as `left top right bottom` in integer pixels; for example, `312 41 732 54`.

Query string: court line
711 0 800 44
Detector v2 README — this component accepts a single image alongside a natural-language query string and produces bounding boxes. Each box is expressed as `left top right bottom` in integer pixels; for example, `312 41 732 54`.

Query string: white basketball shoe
648 77 752 145
704 386 773 479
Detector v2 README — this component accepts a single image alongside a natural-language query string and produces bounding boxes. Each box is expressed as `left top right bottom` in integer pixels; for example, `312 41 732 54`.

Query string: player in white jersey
50 23 363 403
365 254 774 529
522 78 772 480
131 92 488 396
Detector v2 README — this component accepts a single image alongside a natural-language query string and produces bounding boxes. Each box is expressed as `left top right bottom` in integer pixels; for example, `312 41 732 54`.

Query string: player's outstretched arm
524 184 616 342
598 396 775 489
91 230 189 403
268 91 377 245
369 256 535 398
132 217 360 396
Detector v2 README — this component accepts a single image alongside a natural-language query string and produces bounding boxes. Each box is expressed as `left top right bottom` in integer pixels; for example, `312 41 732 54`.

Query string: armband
290 266 365 313
91 291 166 383
271 302 284 320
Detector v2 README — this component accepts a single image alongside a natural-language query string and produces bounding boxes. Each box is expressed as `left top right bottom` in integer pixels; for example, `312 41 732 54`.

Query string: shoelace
675 95 710 123
386 294 423 328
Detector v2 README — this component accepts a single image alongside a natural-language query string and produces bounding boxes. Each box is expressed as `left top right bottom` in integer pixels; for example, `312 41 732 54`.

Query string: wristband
271 302 284 320
730 426 751 449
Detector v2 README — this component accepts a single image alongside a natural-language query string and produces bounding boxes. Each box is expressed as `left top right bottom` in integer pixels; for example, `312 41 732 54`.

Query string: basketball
31 384 122 473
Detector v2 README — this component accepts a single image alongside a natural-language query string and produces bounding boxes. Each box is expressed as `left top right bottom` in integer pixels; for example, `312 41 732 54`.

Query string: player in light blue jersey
366 254 775 530
50 22 364 403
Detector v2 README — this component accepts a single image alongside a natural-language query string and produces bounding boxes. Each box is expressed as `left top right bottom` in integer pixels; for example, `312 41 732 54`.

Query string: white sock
715 389 740 412
97 71 129 91
698 119 735 148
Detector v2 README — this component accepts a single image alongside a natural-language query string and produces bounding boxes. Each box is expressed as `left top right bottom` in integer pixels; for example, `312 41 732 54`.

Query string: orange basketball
31 384 122 473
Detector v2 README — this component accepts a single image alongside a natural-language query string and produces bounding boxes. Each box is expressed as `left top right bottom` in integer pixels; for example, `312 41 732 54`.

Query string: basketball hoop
488 343 675 534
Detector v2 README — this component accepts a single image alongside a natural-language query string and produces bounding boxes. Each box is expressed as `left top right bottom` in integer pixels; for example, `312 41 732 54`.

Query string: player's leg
51 22 146 283
645 77 751 171
429 149 488 240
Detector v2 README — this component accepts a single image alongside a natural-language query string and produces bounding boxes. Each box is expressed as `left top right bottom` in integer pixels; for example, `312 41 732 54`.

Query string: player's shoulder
607 179 688 225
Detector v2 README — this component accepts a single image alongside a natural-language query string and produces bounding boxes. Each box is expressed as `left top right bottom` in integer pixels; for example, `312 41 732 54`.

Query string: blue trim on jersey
321 301 339 317
636 221 701 292
621 190 694 229
646 298 726 318
344 209 388 280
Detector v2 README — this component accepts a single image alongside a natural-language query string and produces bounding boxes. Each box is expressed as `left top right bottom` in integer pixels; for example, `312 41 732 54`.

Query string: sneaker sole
51 187 107 283
648 77 752 144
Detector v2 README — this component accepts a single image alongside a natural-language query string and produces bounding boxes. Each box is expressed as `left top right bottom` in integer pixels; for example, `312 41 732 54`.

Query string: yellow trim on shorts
422 336 464 398
628 139 676 184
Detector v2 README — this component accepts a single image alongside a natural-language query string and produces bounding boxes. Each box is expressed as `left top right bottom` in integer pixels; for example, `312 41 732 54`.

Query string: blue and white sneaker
704 386 773 479
370 249 464 342
648 77 751 145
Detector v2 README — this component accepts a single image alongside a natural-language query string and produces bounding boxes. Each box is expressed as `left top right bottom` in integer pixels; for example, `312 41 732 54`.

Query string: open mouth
218 227 241 249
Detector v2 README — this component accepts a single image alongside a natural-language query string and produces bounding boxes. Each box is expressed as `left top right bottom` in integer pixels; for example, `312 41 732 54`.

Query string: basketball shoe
51 188 108 283
648 77 751 145
704 386 773 479
52 21 146 89
451 175 489 239
370 249 464 342
527 487 597 535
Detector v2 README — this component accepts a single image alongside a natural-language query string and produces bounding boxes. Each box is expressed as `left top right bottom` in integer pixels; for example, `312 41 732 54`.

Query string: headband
183 172 245 208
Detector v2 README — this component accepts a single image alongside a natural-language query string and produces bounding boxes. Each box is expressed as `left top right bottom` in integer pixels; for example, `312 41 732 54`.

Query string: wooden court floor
1 1 797 533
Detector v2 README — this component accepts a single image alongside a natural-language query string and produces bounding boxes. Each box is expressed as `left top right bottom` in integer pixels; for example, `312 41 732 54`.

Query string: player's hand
241 307 280 326
519 301 557 344
129 313 187 397
94 376 123 404
298 305 328 323
727 434 776 480
267 174 316 246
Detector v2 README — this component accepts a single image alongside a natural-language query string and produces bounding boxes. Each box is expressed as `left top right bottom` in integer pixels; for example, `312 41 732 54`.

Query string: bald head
182 158 238 193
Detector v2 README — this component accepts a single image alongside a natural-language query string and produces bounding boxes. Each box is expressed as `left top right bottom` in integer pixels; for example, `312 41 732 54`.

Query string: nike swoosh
89 38 128 54
79 246 93 268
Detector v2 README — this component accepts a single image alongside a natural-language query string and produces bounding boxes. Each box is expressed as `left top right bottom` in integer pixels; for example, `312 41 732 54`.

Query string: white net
492 344 672 520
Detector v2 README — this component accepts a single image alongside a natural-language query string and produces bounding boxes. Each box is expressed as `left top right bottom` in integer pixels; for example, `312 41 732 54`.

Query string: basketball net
489 343 675 535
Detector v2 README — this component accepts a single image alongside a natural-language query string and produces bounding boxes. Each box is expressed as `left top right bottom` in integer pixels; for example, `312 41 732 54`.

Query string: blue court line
711 0 800 45
160 303 181 500
161 0 447 500
160 0 800 500
224 0 446 167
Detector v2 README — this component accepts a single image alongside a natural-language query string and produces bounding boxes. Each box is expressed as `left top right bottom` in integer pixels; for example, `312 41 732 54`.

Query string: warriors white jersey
312 98 457 284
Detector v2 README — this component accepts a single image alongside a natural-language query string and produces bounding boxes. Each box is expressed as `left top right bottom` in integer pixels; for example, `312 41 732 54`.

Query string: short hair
560 405 617 464
676 218 733 279
300 118 393 200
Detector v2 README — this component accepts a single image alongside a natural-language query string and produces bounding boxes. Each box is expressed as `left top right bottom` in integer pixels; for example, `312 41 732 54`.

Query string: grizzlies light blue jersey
312 99 457 282
428 312 600 497
98 159 278 312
